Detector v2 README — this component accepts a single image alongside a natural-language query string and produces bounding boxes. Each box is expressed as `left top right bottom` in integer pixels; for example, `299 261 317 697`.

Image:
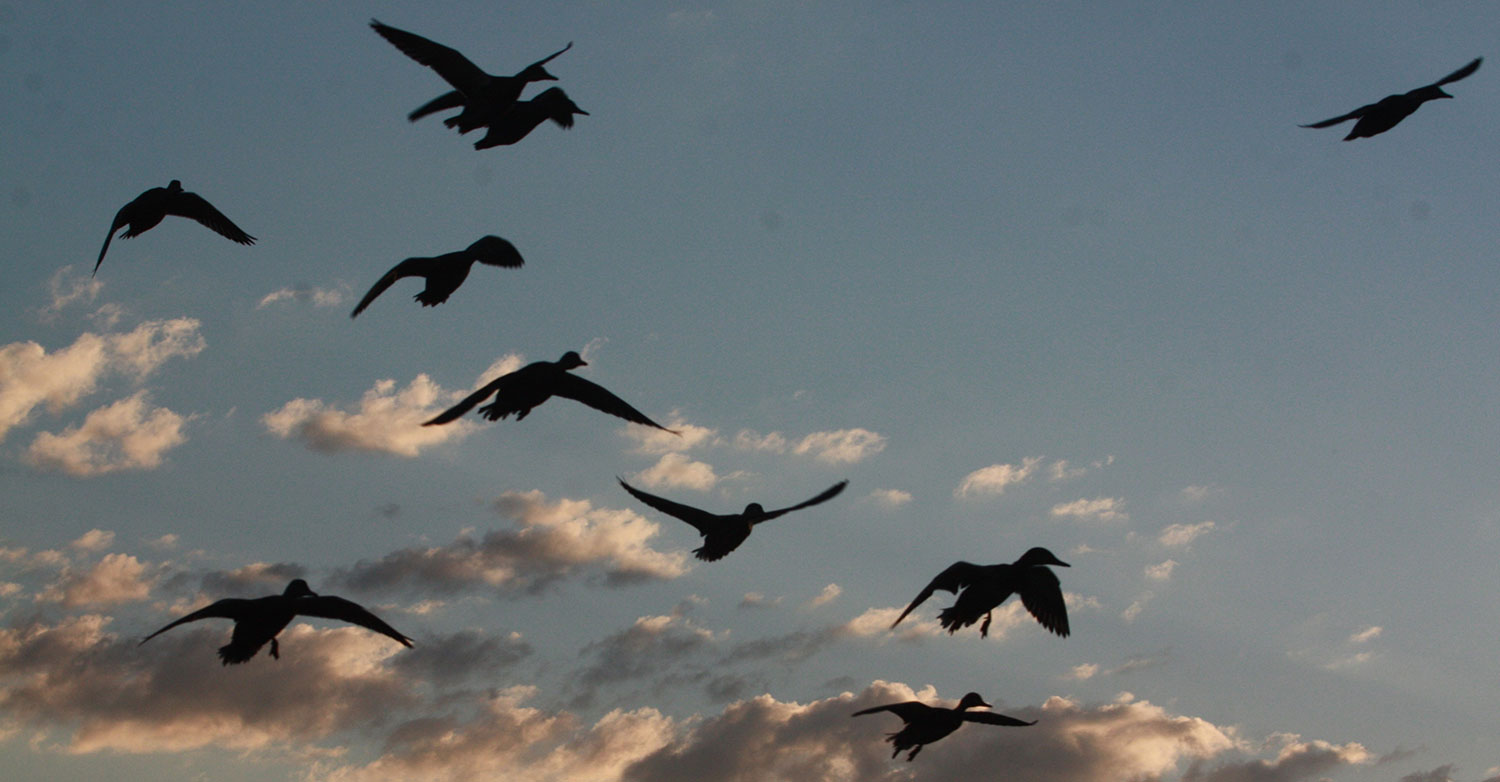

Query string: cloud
1159 521 1216 547
1050 497 1127 522
635 452 719 490
621 414 718 454
37 553 158 607
738 592 782 609
804 584 841 609
25 391 189 475
1181 733 1371 782
69 530 115 552
390 629 533 688
262 374 479 457
1349 625 1382 644
334 490 689 595
1398 766 1455 782
1066 663 1100 680
0 318 203 442
1179 485 1219 503
1065 653 1170 681
867 488 912 508
1123 593 1152 622
256 283 348 309
1048 456 1111 482
956 457 1042 498
733 428 887 464
38 266 104 321
576 612 719 692
1145 559 1177 582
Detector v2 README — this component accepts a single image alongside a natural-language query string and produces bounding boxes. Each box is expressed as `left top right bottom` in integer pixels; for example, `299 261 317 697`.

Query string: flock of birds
93 23 1483 762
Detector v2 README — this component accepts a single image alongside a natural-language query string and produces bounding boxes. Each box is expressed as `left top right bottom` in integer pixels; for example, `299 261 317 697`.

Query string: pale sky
3 2 1500 781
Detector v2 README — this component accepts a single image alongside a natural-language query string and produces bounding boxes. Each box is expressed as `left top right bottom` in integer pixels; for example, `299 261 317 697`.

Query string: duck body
351 235 523 317
1302 57 1481 140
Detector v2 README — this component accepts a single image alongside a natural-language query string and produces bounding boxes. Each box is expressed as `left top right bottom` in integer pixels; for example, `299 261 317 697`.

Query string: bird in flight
853 691 1034 761
892 547 1070 638
1301 57 1482 140
94 180 255 276
472 87 589 149
423 351 677 433
139 579 412 665
617 478 848 561
370 19 572 135
351 235 524 318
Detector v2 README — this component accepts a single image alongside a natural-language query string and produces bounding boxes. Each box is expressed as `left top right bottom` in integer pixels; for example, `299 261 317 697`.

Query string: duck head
517 41 573 82
166 180 184 192
557 351 587 370
956 692 991 711
1016 547 1070 568
742 502 766 517
283 579 317 598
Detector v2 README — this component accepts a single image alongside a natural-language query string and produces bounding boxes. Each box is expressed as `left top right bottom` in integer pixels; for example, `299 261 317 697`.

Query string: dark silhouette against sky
852 691 1034 761
350 234 524 318
1301 56 1482 139
94 180 255 276
618 477 848 561
139 579 412 665
893 547 1070 638
472 87 589 148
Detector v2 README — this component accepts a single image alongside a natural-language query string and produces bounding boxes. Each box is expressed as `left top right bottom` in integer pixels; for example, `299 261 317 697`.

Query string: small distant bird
94 180 255 276
1301 57 1482 140
892 547 1070 638
139 579 412 665
618 478 848 561
853 691 1034 761
370 19 572 134
423 351 677 433
351 235 524 318
472 87 588 149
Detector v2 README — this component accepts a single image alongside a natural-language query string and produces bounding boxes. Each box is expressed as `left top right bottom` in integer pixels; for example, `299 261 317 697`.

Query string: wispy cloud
26 391 190 475
621 413 718 454
867 488 912 508
1159 521 1215 547
38 266 105 321
1051 497 1127 522
256 283 349 309
733 427 887 464
804 583 841 609
1349 626 1382 644
1144 560 1177 582
956 457 1041 498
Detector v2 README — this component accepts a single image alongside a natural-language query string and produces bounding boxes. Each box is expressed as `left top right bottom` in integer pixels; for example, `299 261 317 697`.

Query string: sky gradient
3 2 1499 781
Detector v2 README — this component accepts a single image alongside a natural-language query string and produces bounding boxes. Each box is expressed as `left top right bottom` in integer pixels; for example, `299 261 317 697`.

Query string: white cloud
635 452 718 491
1159 521 1216 547
734 429 789 453
1145 559 1177 582
262 374 478 457
1179 485 1218 503
956 457 1042 498
804 584 841 609
733 428 886 464
69 530 115 552
867 488 912 508
1349 626 1382 644
256 284 348 309
0 318 203 443
1051 497 1127 522
1066 663 1101 680
38 553 157 607
1123 593 1152 622
26 392 189 475
622 413 718 454
39 266 104 320
738 592 782 609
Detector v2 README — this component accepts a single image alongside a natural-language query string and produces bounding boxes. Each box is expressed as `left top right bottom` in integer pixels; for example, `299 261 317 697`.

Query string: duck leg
270 638 280 659
906 745 923 761
980 610 993 638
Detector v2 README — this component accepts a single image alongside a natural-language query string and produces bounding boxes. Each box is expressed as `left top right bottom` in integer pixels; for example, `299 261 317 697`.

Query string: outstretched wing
964 710 1036 727
756 480 849 523
525 41 573 71
166 193 255 245
1430 56 1482 88
468 235 525 267
618 478 719 536
891 561 983 628
139 598 250 645
851 701 930 722
408 90 467 122
1300 103 1372 129
293 595 413 648
424 373 511 425
370 19 491 96
550 373 677 432
351 256 438 317
94 206 133 276
1018 566 1070 637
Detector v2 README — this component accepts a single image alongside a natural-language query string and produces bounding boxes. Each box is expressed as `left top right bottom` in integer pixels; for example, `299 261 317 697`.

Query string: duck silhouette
617 478 848 561
892 547 1070 638
423 351 677 433
139 579 412 665
351 235 524 318
1301 57 1482 140
94 180 255 276
369 19 571 134
472 87 588 149
853 691 1034 761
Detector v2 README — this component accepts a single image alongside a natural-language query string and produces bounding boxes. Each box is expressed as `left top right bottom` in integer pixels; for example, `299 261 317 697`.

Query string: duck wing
1430 56 1482 88
351 256 440 317
754 480 849 523
1300 103 1373 129
139 597 251 645
370 20 492 96
94 205 136 276
891 561 983 628
550 373 677 432
964 710 1035 727
293 595 413 647
617 478 718 536
408 90 467 122
1018 566 1069 637
851 701 932 722
165 193 255 245
467 235 525 267
424 372 512 425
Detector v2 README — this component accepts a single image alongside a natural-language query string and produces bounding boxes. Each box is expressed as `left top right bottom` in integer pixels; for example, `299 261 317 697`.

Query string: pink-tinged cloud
956 457 1042 497
26 391 189 475
636 452 719 490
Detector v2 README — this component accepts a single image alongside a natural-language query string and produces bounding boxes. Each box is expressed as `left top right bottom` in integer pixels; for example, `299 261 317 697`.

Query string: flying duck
351 235 524 318
139 579 412 665
94 180 255 276
892 547 1070 638
423 351 677 433
852 691 1034 761
617 478 848 561
472 87 588 149
1301 57 1482 140
370 19 572 134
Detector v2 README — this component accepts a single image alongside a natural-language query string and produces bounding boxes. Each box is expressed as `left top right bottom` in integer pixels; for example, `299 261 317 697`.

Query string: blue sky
3 2 1499 780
